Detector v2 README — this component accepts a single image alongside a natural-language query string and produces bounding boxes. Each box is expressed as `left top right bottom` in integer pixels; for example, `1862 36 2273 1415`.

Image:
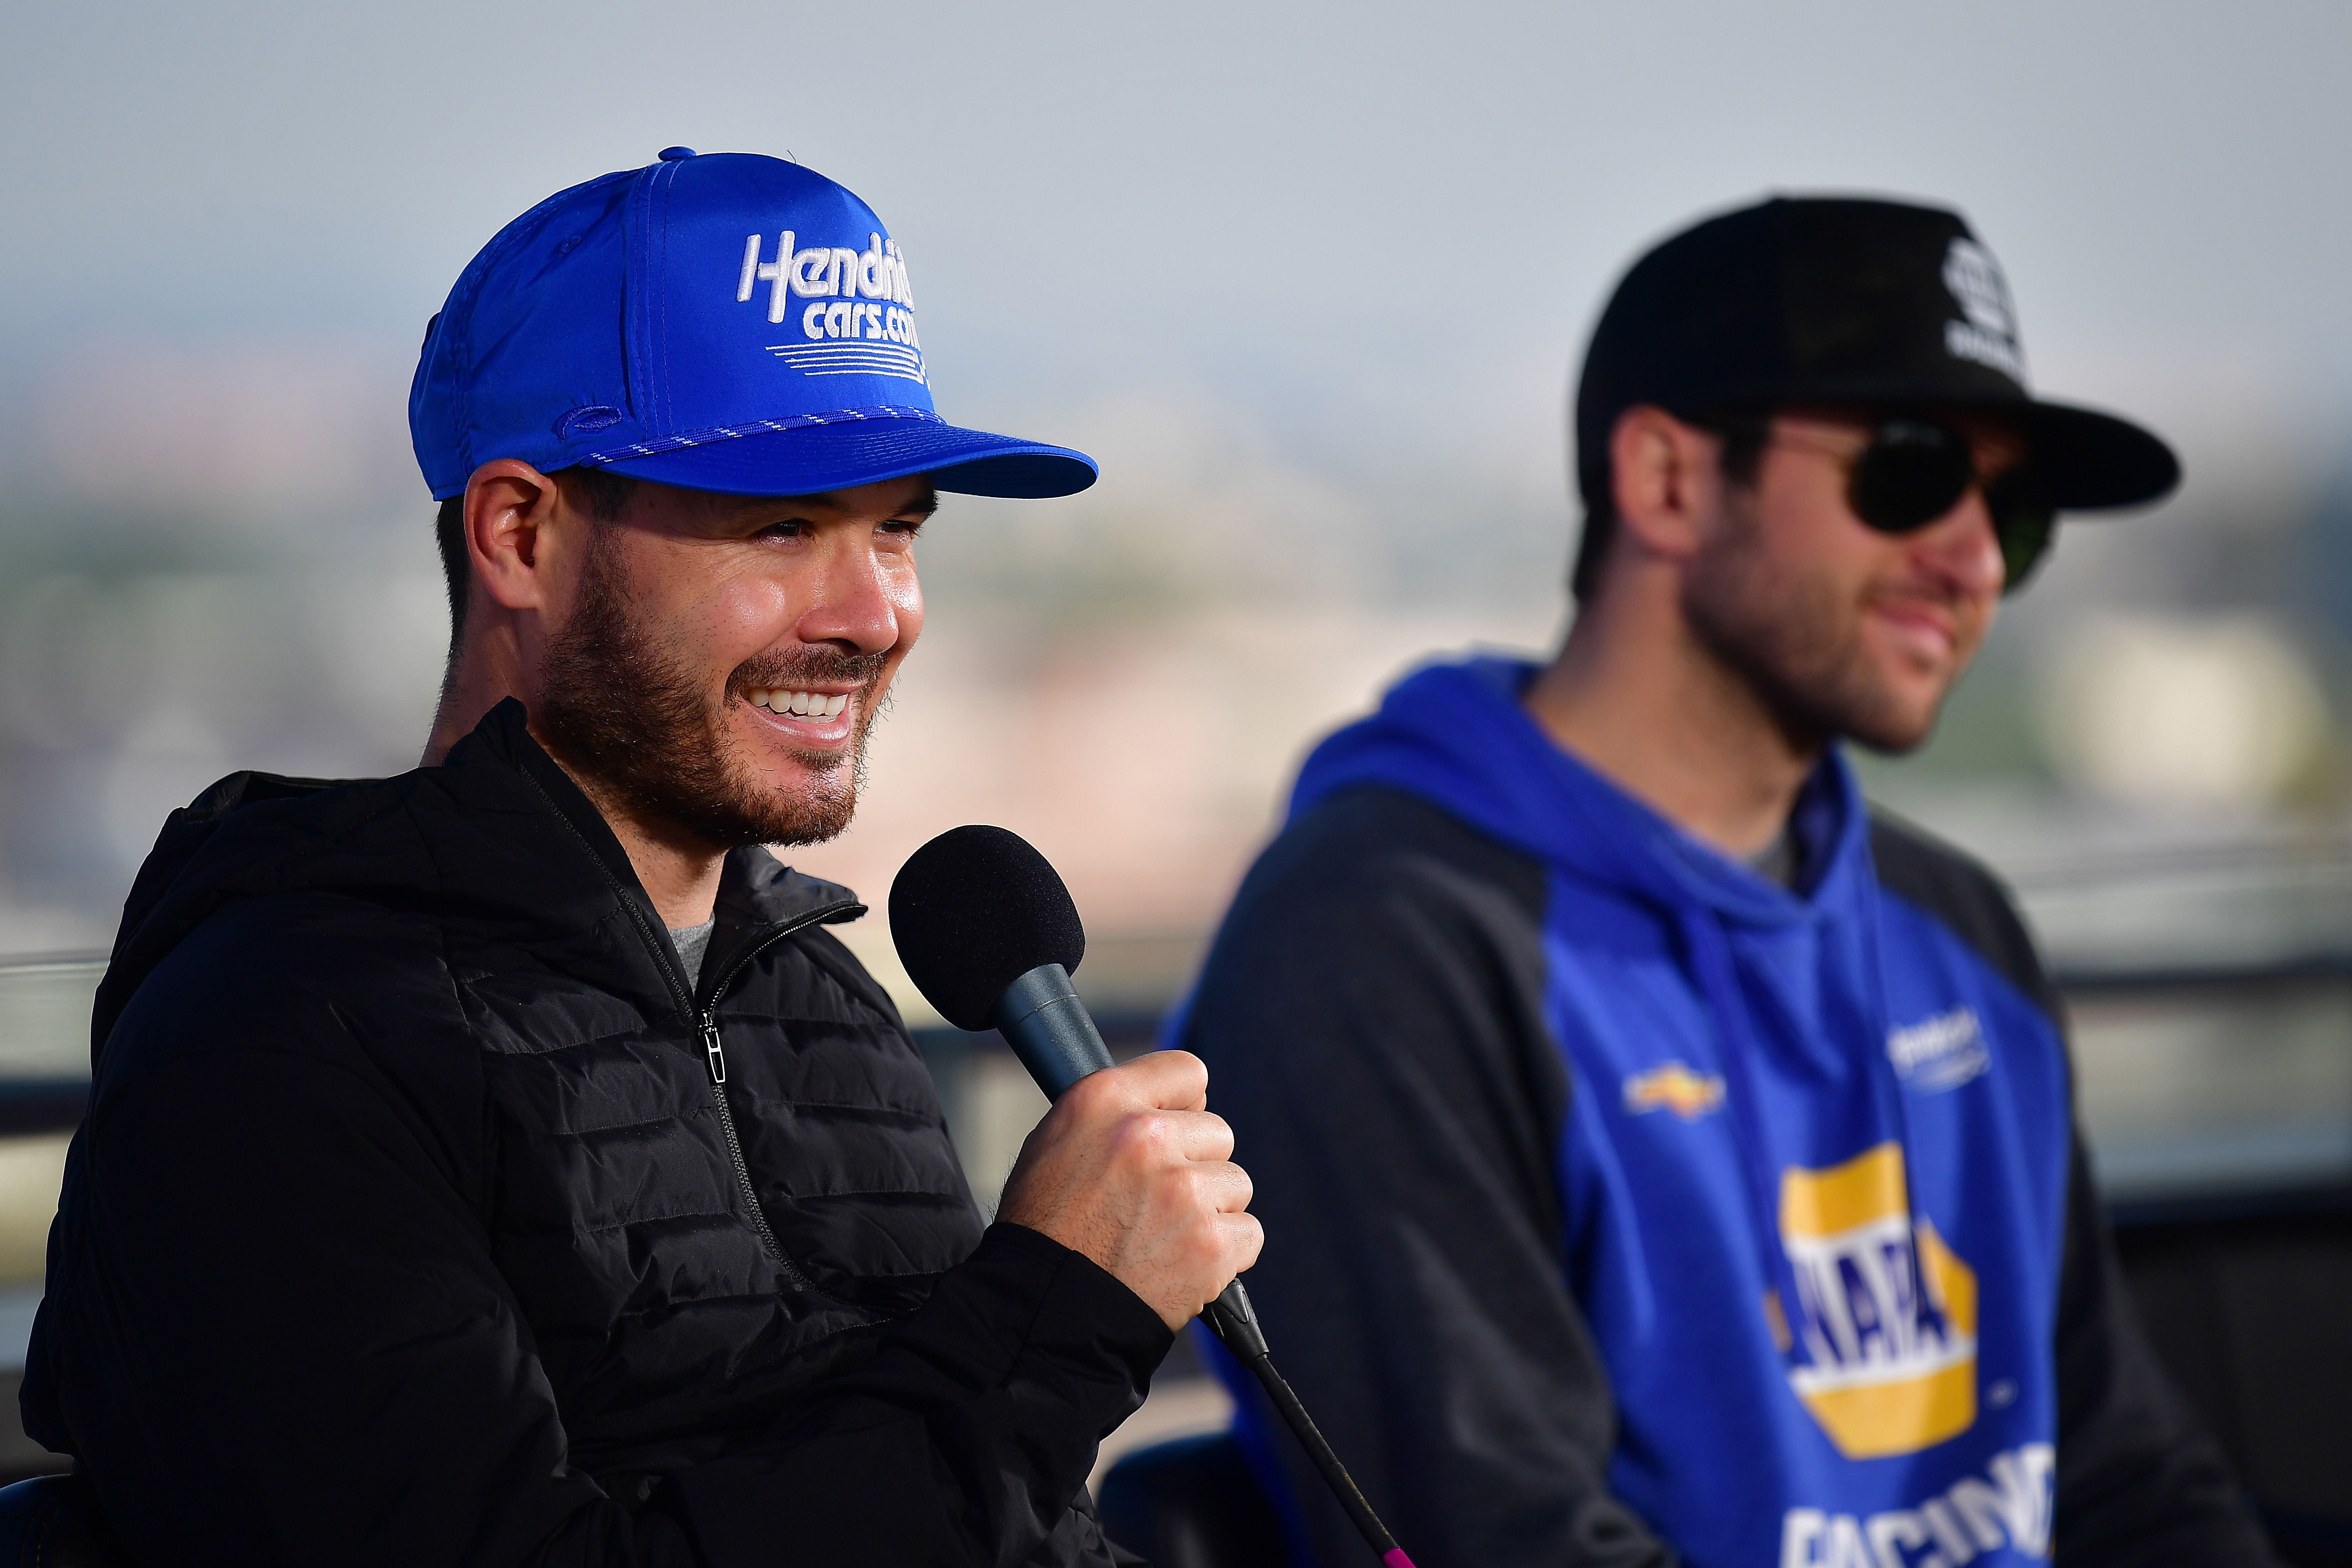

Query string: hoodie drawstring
1674 905 1819 1367
1677 867 1938 1385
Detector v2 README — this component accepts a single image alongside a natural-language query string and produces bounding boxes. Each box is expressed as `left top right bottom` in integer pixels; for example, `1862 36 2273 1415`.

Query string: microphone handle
991 962 1112 1097
988 964 1417 1568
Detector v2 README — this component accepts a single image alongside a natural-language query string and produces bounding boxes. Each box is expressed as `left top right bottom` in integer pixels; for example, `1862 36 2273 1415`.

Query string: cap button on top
657 146 696 161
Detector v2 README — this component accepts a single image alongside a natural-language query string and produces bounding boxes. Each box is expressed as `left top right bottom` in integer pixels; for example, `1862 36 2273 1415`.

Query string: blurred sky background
5 0 2352 988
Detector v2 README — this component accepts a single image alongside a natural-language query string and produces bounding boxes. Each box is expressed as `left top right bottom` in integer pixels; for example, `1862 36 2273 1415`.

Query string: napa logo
1623 1061 1726 1121
1774 1143 1978 1458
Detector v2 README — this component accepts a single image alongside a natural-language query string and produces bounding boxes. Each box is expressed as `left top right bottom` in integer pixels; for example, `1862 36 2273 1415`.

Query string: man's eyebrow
744 486 939 523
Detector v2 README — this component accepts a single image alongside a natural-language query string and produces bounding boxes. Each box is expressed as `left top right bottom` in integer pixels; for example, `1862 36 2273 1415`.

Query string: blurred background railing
0 954 101 1483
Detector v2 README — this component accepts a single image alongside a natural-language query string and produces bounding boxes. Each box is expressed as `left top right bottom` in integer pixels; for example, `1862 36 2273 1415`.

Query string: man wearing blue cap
1180 197 2276 1566
23 150 1259 1566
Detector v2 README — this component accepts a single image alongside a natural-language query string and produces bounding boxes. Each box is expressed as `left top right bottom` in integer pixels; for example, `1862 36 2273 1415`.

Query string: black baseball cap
1573 195 2178 573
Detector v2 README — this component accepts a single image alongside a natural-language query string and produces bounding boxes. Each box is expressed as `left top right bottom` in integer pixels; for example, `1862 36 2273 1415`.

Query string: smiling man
24 150 1260 1567
1179 198 2277 1565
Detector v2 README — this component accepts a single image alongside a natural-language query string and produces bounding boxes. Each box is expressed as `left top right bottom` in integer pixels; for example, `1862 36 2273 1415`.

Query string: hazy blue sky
6 0 2351 509
3 0 2349 931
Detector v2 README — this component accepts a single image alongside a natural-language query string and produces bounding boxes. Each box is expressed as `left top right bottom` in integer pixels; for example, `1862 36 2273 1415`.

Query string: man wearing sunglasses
1178 197 2275 1566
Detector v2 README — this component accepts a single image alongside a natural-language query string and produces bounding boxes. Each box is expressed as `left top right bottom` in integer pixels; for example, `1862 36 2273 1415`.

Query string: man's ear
463 461 565 613
1608 405 1720 565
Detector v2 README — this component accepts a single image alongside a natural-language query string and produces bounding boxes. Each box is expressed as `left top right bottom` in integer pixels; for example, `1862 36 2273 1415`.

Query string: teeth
750 688 850 720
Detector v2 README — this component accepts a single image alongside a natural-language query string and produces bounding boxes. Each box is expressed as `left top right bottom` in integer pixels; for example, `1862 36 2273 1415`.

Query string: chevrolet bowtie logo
1622 1061 1726 1120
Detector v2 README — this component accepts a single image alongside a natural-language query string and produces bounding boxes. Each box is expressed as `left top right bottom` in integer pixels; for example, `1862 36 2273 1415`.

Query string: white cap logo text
1941 237 2024 382
736 231 926 384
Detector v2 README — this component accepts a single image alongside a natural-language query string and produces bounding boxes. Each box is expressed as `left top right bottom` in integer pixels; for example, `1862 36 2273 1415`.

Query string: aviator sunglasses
1707 413 2056 590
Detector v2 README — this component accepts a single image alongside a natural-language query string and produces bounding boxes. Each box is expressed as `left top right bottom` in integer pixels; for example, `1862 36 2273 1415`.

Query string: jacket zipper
684 906 856 1283
611 903 816 1280
509 760 861 1291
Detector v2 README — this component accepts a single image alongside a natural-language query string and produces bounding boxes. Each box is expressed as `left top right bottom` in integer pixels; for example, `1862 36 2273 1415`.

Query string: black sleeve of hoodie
2051 1133 2279 1567
1179 788 1674 1568
39 909 1167 1568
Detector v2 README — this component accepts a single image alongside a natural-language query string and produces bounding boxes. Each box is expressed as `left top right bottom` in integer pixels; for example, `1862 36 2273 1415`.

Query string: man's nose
794 536 907 652
1918 489 2009 597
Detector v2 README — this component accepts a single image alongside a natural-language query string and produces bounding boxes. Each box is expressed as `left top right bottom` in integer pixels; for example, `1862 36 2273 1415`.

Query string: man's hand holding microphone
892 827 1416 1568
997 1051 1261 1331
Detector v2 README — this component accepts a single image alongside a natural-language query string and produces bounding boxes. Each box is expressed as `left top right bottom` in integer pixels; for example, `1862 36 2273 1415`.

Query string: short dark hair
1569 409 1772 603
433 468 638 652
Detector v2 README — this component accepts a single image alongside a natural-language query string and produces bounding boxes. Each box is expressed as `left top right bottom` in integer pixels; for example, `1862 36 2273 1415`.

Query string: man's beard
1680 490 1946 755
534 535 888 850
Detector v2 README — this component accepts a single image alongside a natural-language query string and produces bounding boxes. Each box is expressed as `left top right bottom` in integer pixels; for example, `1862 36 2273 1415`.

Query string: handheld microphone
890 825 1417 1568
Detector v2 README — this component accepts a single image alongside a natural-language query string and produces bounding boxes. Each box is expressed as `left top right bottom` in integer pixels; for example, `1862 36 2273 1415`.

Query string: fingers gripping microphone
891 826 1418 1568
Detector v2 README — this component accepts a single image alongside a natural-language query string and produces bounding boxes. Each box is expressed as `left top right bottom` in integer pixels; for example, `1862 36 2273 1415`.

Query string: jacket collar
447 697 862 935
95 698 865 1067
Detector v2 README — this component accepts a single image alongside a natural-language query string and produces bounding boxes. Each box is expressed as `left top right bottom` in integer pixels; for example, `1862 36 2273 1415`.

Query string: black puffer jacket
23 699 1168 1567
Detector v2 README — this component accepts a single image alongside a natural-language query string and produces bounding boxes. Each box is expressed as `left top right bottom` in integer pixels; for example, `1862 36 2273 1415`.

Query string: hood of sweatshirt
1293 655 1870 928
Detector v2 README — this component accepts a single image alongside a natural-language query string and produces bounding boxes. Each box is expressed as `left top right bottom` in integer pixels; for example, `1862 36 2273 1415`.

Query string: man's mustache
729 648 889 696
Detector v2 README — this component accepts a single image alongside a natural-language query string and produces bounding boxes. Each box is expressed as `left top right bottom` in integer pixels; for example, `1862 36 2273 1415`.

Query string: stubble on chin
1680 499 1950 756
533 535 889 851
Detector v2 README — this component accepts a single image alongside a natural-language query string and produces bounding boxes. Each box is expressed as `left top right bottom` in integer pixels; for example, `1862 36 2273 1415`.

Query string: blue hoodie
1174 655 2254 1568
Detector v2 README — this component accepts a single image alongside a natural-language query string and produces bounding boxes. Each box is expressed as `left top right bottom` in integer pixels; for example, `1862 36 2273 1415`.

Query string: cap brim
594 417 1097 499
2008 399 2178 512
1762 379 2181 513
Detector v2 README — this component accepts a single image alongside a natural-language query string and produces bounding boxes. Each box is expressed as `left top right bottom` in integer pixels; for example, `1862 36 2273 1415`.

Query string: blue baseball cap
410 148 1096 501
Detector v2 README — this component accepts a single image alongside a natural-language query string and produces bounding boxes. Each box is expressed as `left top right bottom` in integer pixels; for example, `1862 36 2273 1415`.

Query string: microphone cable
1202 1282 1415 1568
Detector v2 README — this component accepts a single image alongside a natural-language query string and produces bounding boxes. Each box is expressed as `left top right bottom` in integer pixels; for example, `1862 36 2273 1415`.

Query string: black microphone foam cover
889 825 1086 1032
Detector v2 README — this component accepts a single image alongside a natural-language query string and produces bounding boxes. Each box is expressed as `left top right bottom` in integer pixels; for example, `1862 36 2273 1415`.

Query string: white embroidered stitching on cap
1940 237 2025 381
737 232 913 309
789 300 923 357
767 342 927 384
738 230 799 324
736 230 925 376
578 405 945 465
